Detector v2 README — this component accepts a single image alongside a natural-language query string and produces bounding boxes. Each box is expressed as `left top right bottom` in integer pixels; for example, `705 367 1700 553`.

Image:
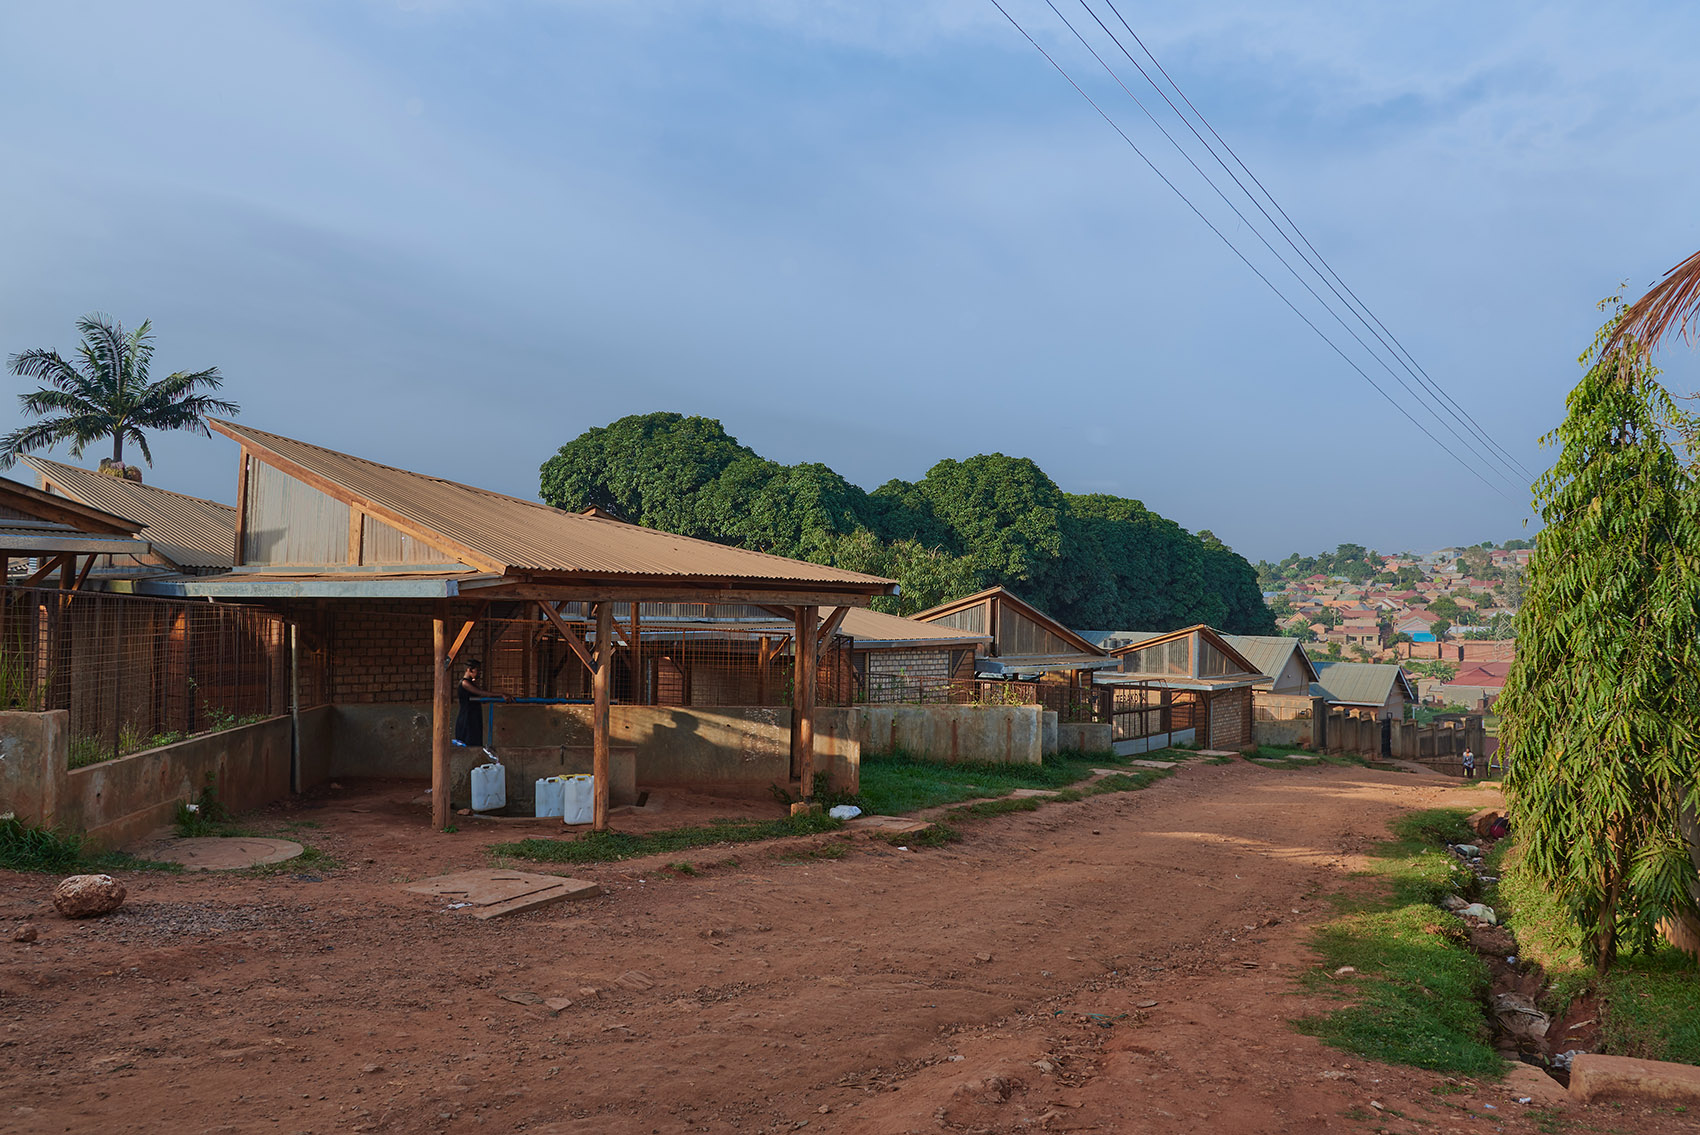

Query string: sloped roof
1223 634 1320 685
1079 629 1163 651
1105 624 1262 676
0 474 151 559
1310 661 1417 707
24 456 236 570
910 586 1106 659
839 607 988 649
210 421 895 592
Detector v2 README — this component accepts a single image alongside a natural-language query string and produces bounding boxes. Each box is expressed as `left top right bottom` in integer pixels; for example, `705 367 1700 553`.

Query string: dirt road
0 761 1681 1134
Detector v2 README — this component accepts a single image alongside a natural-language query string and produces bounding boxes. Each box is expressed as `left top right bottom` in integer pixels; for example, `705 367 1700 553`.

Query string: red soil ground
1 760 1689 1135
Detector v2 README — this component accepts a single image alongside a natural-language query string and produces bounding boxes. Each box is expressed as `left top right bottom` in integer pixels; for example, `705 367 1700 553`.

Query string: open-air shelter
133 422 897 829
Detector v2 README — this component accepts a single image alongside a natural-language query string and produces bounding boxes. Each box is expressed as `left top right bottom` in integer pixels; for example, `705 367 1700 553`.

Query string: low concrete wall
0 710 70 828
1254 718 1316 749
296 703 336 789
1113 728 1195 757
1056 723 1113 755
823 705 1045 766
326 703 858 801
1042 711 1058 757
70 715 295 849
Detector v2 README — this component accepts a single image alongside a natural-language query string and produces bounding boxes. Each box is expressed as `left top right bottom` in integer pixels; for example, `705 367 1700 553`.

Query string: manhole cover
153 837 305 871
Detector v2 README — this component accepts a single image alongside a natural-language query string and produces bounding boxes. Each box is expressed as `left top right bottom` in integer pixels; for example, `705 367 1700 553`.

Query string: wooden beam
757 635 771 706
233 450 249 567
629 604 643 705
348 508 365 566
447 605 486 663
464 585 882 607
432 617 452 829
538 601 597 674
815 606 849 656
592 601 613 832
793 604 818 798
20 555 68 589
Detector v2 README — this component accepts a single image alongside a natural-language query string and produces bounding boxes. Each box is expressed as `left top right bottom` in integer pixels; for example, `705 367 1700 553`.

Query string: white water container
470 762 506 812
561 774 594 826
534 776 567 818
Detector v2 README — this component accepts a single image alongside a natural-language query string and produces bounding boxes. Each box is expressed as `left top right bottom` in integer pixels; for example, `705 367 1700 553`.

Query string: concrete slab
152 837 304 871
1009 788 1059 799
1195 749 1238 757
1499 1062 1569 1107
405 868 601 919
845 815 933 835
1120 761 1176 771
1570 1053 1700 1104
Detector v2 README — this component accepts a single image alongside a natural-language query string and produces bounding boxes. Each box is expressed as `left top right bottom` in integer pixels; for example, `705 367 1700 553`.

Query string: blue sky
2 1 1696 563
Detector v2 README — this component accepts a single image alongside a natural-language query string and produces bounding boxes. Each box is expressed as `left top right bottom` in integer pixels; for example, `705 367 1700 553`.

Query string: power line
1045 0 1520 492
986 0 1514 502
1095 0 1534 483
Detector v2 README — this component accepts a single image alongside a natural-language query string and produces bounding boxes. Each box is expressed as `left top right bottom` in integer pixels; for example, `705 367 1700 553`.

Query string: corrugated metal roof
1222 634 1318 684
1080 629 1163 651
1310 661 1415 707
23 457 236 569
210 421 896 590
839 607 988 647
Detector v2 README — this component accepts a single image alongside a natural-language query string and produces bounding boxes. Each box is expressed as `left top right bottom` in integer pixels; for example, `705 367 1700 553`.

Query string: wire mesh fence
1 586 297 768
855 675 1110 722
1108 683 1200 741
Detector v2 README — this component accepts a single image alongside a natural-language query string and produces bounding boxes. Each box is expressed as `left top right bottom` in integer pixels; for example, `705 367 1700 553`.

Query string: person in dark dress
453 660 507 747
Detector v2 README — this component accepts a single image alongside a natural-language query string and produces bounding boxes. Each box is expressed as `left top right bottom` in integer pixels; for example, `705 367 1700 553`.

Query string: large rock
1570 1054 1700 1104
51 875 126 919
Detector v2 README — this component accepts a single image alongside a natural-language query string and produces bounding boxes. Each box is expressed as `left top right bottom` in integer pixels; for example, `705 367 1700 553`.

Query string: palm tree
2 313 238 470
1607 248 1700 356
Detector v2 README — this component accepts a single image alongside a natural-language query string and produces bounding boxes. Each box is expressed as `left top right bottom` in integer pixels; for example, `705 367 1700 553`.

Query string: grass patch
856 749 1127 814
1496 839 1700 1064
494 811 843 865
0 816 179 874
887 822 960 849
773 838 850 863
948 796 1044 820
244 844 338 877
1294 806 1499 1076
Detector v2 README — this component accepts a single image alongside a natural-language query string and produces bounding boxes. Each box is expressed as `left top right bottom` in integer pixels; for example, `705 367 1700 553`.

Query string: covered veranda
138 422 897 830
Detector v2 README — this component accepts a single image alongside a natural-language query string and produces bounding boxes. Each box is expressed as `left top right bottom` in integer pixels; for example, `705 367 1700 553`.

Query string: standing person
454 660 508 748
1461 746 1475 780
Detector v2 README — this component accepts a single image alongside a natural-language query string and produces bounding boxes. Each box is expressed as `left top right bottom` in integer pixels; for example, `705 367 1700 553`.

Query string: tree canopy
539 413 1274 632
1498 308 1700 973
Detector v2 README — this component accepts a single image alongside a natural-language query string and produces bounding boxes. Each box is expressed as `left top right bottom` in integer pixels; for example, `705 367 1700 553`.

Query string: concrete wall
1056 722 1113 755
822 704 1045 766
325 703 859 801
0 710 69 828
1253 717 1316 748
4 709 306 848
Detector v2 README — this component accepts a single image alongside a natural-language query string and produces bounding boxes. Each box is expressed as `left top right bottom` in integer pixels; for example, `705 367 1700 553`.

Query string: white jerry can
470 762 506 812
561 774 595 826
534 776 568 818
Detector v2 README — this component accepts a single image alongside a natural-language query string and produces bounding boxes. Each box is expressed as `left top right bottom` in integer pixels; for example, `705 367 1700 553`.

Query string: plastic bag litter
828 805 863 820
1458 902 1497 924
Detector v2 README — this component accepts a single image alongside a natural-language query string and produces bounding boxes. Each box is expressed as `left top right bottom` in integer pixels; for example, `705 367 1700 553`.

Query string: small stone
578 986 600 998
361 1064 383 1074
52 875 126 919
1033 1060 1054 1074
1334 966 1357 977
617 970 654 991
13 924 38 943
973 952 993 964
457 809 472 817
1136 1000 1159 1008
817 1105 831 1114
499 991 543 1005
544 998 573 1013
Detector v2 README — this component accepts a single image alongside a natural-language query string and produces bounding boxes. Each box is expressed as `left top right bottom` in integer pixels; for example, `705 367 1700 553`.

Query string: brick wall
1207 687 1251 749
862 648 953 698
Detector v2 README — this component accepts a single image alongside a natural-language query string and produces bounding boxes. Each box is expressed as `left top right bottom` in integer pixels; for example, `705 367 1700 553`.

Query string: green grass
1495 839 1700 1065
855 748 1150 815
0 816 179 874
1293 807 1500 1076
494 811 844 865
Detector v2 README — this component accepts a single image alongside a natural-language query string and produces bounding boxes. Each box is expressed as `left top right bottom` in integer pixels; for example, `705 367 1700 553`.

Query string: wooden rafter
20 555 68 589
539 601 598 674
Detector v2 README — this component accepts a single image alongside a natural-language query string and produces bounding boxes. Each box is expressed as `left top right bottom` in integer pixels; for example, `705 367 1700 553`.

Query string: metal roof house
1221 634 1319 696
1311 661 1417 720
23 456 236 575
138 421 900 828
1098 625 1264 751
910 587 1115 678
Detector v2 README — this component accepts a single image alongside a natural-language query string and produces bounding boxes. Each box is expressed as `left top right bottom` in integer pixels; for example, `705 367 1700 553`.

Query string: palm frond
18 387 106 418
76 313 127 388
1608 248 1700 357
0 416 106 468
125 425 153 465
7 349 83 390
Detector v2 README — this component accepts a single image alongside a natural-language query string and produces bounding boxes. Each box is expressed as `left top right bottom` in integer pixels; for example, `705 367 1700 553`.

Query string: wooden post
794 605 818 800
592 601 613 831
630 603 642 705
432 617 452 829
757 636 771 705
233 450 249 566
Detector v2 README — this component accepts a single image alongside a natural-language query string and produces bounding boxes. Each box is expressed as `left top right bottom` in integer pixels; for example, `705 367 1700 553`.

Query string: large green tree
2 314 238 469
538 413 1274 633
1498 308 1700 974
